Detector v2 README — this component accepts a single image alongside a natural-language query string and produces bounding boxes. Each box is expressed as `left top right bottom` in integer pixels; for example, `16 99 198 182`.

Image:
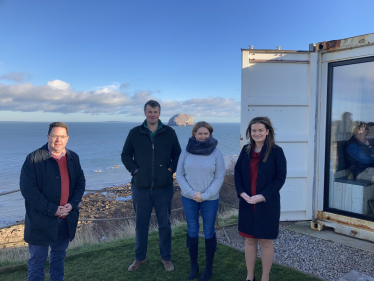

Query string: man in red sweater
20 122 85 281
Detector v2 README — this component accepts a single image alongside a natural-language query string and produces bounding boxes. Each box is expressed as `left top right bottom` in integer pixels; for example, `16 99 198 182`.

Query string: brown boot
161 260 175 271
128 260 146 271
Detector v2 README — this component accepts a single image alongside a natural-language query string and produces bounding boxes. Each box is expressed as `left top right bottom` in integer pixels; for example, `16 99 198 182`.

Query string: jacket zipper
151 136 155 189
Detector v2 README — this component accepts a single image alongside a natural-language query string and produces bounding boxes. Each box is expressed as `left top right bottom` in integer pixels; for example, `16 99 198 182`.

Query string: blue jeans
27 218 70 281
131 185 174 261
182 196 219 239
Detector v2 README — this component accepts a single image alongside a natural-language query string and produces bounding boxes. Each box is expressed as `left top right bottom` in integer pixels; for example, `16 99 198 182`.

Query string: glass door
324 56 374 220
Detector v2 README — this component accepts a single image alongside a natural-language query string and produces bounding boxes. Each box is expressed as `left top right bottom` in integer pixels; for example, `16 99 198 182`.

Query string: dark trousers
132 185 174 261
27 218 70 281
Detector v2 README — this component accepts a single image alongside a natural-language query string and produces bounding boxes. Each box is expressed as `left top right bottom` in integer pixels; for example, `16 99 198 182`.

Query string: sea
0 122 240 228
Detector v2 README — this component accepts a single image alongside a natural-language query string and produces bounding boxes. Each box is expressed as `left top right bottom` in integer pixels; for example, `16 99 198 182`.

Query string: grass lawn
1 231 321 281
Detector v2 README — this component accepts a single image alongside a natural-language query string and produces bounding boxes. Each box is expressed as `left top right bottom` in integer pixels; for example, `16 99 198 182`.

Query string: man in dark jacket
345 123 374 179
20 122 85 281
121 100 181 272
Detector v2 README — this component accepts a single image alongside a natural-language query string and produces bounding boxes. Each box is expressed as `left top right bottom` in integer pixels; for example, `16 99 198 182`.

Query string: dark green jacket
121 122 181 188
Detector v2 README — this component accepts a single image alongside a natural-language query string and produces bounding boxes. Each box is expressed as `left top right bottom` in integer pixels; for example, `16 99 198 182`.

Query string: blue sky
0 0 373 123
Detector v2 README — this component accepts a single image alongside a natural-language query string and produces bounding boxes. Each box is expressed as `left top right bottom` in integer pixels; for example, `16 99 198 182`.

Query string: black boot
200 233 217 281
187 234 199 280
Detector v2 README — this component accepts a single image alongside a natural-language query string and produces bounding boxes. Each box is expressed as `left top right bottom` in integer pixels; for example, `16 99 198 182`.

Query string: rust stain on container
317 211 374 231
248 59 310 64
316 34 372 51
318 40 341 51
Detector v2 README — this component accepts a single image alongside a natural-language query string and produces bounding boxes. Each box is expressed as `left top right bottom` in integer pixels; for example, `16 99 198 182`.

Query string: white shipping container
241 33 374 241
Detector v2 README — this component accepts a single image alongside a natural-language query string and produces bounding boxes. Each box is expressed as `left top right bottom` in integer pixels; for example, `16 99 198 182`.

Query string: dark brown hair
191 121 213 137
48 122 69 136
245 117 275 162
144 100 161 113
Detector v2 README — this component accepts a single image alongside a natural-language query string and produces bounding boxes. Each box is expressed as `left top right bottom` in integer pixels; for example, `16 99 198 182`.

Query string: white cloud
47 80 70 90
0 80 240 118
92 82 121 92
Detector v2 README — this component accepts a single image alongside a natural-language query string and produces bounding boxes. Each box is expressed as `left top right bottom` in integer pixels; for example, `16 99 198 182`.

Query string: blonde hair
191 121 213 137
245 117 275 162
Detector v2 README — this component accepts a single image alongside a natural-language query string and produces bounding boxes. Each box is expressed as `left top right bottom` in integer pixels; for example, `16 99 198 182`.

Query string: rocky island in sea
168 114 194 126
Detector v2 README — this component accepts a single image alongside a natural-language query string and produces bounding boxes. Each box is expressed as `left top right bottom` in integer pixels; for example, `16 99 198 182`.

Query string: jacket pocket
29 209 57 242
155 164 173 187
132 164 151 188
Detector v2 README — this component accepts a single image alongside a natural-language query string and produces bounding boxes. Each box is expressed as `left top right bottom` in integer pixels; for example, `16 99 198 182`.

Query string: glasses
49 134 68 140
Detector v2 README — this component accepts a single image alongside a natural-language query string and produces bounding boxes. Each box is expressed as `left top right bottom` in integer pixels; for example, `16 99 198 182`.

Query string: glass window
325 57 374 219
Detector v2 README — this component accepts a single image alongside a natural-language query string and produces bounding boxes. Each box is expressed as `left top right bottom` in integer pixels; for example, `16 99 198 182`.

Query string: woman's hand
240 192 251 204
248 194 265 204
193 192 203 202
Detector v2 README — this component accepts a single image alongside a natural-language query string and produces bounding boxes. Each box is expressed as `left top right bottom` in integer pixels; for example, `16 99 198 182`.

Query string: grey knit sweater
176 148 225 201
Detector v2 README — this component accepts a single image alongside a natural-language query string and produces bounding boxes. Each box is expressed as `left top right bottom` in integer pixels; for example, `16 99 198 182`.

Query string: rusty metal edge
248 59 310 64
241 49 310 53
318 41 374 53
316 33 374 52
316 211 374 231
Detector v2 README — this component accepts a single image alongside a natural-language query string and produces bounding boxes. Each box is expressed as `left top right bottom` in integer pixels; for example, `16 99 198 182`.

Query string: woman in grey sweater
176 121 225 281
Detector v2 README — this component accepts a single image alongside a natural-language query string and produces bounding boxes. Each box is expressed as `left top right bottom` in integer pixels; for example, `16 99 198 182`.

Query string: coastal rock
0 182 183 249
168 114 194 126
0 225 27 249
79 183 133 221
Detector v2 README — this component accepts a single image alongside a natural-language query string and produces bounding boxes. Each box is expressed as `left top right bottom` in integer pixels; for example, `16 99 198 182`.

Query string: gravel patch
214 223 374 281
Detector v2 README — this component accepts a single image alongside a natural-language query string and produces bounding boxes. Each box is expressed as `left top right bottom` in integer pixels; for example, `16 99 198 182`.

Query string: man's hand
240 192 251 204
64 203 73 212
55 206 66 217
54 204 73 217
248 194 265 204
193 192 203 202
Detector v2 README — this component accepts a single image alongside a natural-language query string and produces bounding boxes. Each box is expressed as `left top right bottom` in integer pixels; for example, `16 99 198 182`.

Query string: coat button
56 176 59 179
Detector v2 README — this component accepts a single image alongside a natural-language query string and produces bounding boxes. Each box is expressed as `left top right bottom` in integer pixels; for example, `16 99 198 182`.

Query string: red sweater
51 154 70 217
239 148 260 239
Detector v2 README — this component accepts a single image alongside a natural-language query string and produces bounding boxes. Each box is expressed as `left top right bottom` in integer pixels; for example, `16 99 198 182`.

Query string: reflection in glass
328 59 374 217
345 122 374 179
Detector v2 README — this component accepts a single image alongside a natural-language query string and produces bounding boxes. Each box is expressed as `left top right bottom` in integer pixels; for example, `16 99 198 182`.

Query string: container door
316 34 374 225
241 49 317 221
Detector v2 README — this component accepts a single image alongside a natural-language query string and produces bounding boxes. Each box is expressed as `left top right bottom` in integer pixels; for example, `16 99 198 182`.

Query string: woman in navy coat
234 117 287 281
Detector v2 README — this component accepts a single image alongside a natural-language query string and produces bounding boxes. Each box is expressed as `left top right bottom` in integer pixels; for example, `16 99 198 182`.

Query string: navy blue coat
234 143 287 239
20 144 85 245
